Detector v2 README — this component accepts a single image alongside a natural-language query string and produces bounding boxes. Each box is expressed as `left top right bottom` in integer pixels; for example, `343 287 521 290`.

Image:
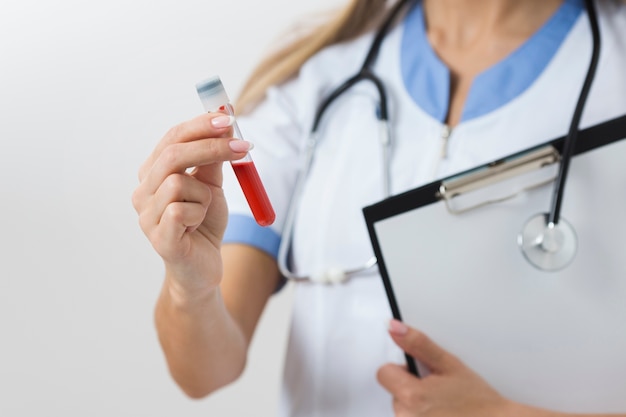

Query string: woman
132 0 626 415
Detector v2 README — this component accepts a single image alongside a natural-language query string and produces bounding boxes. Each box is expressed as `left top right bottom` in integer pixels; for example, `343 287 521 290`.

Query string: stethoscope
519 0 600 271
277 0 601 283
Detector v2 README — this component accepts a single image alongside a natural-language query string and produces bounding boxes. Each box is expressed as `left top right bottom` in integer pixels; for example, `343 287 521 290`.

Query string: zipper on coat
432 124 453 179
440 124 453 159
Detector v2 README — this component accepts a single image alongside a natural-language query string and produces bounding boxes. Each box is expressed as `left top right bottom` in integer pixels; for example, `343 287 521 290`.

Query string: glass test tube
196 76 276 227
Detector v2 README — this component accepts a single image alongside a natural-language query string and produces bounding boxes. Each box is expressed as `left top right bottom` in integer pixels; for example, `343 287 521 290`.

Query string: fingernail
228 140 254 153
388 319 408 336
211 115 235 128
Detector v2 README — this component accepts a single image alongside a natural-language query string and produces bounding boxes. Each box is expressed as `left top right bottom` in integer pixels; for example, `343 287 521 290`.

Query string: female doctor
132 0 626 416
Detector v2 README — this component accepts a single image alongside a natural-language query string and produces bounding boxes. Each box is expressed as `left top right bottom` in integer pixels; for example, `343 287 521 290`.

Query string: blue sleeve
223 213 287 292
223 214 282 260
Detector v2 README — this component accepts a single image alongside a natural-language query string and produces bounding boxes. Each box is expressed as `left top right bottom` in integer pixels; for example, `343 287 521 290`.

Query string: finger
136 173 213 233
376 363 419 401
132 157 222 217
394 400 418 417
150 202 208 260
141 137 249 197
392 398 403 416
152 173 212 223
376 364 425 416
138 112 234 181
388 319 458 374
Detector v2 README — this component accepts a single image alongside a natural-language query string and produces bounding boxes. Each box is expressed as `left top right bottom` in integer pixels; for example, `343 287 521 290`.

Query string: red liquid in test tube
196 76 276 227
231 161 275 227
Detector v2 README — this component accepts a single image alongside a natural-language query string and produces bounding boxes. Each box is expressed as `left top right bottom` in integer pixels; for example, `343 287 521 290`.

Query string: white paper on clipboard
363 115 626 413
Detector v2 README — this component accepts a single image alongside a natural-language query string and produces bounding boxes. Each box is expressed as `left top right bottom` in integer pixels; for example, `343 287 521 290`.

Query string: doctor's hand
132 113 251 288
377 319 515 417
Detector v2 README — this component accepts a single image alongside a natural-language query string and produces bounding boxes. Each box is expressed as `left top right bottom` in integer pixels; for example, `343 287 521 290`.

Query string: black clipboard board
363 115 626 412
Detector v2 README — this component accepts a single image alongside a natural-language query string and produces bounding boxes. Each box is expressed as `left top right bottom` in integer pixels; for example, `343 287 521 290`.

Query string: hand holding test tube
196 76 276 227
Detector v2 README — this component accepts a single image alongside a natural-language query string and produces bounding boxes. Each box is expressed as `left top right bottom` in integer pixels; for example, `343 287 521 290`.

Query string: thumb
388 319 459 374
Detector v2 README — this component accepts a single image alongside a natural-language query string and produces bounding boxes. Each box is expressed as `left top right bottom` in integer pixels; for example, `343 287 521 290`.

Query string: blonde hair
236 0 390 114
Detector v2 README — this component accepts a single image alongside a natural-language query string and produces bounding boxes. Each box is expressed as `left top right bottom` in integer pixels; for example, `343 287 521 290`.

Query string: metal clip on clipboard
437 146 561 214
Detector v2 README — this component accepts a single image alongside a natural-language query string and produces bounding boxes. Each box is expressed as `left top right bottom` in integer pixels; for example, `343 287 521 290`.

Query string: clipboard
363 115 626 413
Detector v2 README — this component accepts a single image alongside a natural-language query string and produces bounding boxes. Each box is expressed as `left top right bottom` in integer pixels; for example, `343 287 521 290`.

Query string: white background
0 0 340 415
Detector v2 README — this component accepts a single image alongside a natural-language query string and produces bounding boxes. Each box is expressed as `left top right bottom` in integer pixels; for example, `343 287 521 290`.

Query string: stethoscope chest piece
518 213 578 271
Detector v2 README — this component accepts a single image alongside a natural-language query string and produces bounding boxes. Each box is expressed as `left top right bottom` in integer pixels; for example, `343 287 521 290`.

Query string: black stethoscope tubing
277 0 415 283
310 0 417 134
517 0 600 271
549 0 600 226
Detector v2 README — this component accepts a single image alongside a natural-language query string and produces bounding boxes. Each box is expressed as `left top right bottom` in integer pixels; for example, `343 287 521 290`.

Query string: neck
423 0 564 47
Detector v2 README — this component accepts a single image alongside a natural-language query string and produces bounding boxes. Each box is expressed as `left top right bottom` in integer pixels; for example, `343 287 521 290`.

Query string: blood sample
196 76 276 226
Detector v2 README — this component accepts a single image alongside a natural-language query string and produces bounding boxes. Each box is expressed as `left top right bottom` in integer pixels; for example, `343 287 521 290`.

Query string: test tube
196 76 276 227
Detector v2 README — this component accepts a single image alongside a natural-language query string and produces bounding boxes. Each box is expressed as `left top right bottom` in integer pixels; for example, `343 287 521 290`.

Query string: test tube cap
196 76 230 112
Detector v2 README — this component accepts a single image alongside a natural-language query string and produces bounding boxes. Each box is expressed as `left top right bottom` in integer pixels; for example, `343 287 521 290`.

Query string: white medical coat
224 1 626 416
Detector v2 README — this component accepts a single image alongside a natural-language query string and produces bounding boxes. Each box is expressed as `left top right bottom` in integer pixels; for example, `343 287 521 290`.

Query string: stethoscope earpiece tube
360 0 418 71
278 0 417 282
548 0 601 226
